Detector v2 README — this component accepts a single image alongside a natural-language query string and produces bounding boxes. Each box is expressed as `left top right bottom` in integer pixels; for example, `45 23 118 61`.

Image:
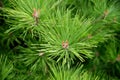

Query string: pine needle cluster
0 0 120 80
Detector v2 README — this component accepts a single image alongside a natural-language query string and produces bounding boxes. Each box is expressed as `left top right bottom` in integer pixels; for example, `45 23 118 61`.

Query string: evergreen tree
0 0 120 80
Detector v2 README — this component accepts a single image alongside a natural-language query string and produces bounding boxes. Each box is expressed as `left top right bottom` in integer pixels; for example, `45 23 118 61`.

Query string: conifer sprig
0 55 14 80
32 10 112 67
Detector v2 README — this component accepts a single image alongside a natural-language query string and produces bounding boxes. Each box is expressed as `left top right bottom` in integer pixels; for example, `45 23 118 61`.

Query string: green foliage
99 38 120 78
84 37 120 79
0 55 14 80
48 64 112 80
49 64 83 80
18 46 50 73
35 10 112 67
0 0 120 80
